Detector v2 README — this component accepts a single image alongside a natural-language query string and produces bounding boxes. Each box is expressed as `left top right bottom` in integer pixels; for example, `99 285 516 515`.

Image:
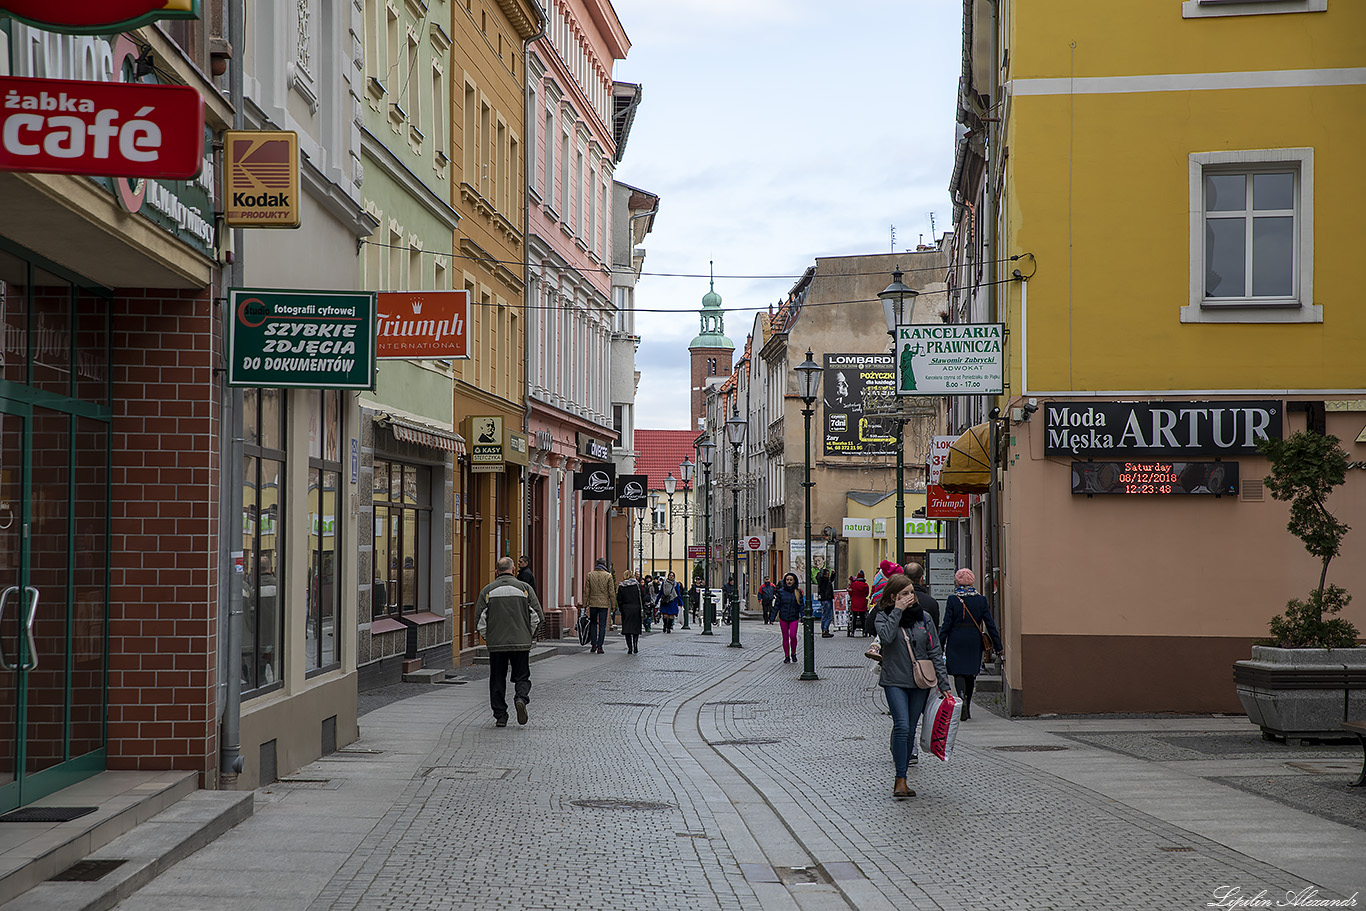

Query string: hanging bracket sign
0 1 201 35
895 323 1004 395
228 288 376 389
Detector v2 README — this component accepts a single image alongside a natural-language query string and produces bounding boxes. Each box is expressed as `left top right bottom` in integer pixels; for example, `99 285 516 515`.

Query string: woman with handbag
873 574 952 800
938 568 1003 720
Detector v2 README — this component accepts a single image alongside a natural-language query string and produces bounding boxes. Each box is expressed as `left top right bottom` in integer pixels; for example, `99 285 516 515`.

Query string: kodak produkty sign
376 291 469 360
224 130 300 227
0 75 204 179
0 1 200 34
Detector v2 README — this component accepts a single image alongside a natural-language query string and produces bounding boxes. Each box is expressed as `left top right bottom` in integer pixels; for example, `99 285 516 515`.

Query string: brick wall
690 346 733 432
106 288 221 786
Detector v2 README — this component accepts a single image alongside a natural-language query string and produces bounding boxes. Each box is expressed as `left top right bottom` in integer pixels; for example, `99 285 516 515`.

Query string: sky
609 0 963 432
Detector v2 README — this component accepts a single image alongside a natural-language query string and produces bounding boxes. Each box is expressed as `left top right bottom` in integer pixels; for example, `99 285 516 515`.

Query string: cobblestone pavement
113 625 1364 911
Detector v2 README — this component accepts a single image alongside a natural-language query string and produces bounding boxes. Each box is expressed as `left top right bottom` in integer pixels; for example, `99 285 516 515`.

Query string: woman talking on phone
872 574 952 800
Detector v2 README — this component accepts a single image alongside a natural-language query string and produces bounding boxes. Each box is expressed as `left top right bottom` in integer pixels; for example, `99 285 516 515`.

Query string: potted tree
1235 430 1363 744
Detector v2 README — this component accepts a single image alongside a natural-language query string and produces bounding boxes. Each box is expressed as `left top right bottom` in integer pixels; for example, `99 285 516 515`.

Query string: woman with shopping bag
872 574 952 800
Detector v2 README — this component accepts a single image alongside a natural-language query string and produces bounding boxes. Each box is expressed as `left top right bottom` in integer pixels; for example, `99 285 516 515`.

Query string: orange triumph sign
224 130 300 227
376 291 470 360
0 1 200 34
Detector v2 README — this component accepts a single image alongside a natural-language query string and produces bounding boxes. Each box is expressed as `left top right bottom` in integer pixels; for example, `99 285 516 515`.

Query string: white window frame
1183 148 1318 324
1182 0 1325 18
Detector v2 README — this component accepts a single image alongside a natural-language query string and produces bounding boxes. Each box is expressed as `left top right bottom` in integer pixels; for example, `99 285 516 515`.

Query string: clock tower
688 271 734 431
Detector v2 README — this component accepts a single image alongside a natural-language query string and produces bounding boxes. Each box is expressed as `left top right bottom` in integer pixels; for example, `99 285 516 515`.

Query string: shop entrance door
0 396 108 812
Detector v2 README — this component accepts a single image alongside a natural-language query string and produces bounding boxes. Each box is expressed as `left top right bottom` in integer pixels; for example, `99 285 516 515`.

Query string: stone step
0 788 252 911
471 645 563 666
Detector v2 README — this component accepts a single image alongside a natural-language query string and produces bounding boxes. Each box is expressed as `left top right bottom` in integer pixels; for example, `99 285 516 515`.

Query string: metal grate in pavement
708 738 781 746
993 745 1070 752
703 700 759 706
571 799 673 811
0 806 97 823
50 859 128 881
1160 846 1196 853
603 702 657 707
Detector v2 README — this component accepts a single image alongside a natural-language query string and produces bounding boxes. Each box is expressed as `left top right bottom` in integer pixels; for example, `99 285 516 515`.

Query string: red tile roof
635 429 702 491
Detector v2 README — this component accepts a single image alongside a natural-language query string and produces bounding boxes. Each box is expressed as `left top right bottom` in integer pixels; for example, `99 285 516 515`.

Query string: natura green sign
228 288 376 389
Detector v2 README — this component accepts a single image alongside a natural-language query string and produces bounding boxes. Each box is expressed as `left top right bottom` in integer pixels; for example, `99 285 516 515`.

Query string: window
613 404 625 445
372 460 431 619
543 110 555 208
1182 0 1325 18
653 504 666 528
242 388 286 694
431 64 445 164
306 390 342 673
1185 148 1317 323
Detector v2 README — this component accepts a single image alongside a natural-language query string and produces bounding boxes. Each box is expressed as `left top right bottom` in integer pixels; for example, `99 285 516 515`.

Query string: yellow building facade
957 1 1366 713
450 0 541 653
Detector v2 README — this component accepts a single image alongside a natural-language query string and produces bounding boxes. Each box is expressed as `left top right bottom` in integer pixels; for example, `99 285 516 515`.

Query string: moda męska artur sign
1044 400 1282 456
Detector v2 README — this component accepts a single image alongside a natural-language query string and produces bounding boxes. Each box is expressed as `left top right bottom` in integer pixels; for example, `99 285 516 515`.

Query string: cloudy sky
610 0 963 431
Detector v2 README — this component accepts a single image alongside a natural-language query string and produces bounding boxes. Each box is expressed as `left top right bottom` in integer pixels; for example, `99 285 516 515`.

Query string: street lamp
725 404 747 648
796 348 822 681
665 472 677 601
699 438 716 635
679 457 695 629
880 269 918 560
650 491 659 577
637 507 645 576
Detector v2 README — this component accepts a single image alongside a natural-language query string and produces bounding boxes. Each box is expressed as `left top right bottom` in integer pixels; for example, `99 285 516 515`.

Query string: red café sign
376 291 470 360
0 75 204 179
926 484 970 519
0 1 201 34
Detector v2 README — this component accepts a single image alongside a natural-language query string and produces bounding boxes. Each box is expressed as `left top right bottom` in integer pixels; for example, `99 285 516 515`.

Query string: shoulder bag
959 596 995 662
903 626 938 690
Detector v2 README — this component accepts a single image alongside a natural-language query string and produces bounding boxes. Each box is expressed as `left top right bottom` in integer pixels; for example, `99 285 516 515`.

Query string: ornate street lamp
650 491 659 577
725 404 747 648
880 269 918 561
665 472 677 609
679 457 694 629
795 348 822 680
699 438 716 635
637 507 645 576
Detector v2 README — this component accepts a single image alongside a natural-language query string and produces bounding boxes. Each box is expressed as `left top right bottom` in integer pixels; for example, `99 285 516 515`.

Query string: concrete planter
1234 646 1366 744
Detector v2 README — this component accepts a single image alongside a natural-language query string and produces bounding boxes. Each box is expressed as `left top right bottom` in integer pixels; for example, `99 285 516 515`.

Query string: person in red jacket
847 570 870 636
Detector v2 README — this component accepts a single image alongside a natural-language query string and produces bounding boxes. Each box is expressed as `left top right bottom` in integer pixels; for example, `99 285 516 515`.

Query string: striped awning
385 417 465 455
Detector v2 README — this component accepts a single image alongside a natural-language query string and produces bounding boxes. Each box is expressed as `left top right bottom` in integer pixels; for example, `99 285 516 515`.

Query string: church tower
688 267 734 431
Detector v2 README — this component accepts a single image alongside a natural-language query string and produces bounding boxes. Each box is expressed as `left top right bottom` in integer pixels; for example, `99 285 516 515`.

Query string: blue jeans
820 599 834 632
588 607 608 649
884 685 930 777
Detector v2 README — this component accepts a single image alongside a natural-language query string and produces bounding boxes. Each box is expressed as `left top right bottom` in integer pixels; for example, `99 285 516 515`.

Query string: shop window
306 389 343 673
243 388 286 694
372 458 431 620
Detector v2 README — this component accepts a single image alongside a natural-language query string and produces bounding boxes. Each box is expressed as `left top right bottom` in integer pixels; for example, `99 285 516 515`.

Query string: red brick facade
106 288 221 786
690 346 733 433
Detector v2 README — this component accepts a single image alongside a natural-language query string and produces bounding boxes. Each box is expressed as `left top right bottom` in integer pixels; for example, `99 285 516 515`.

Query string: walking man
517 555 538 594
474 556 544 727
818 568 836 637
584 559 616 654
905 562 941 627
759 578 777 624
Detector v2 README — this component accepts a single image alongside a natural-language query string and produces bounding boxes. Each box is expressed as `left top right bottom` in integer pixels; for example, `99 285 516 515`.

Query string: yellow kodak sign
224 130 300 228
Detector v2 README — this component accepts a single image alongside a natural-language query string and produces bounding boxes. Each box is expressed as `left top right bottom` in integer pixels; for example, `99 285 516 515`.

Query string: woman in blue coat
938 568 1003 720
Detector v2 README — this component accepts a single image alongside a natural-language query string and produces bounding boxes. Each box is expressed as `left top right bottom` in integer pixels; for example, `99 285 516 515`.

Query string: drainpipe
219 0 246 785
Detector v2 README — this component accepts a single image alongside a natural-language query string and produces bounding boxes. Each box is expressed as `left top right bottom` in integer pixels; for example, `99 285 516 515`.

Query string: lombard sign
0 1 200 35
228 288 376 389
1043 400 1281 456
0 74 204 178
376 290 469 359
896 323 1004 395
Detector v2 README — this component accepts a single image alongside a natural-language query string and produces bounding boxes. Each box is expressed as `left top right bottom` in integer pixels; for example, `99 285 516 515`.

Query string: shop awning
940 423 991 494
385 417 465 455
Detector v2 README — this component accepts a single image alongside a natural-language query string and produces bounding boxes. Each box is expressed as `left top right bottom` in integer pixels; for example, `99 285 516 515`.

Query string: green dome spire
689 263 734 350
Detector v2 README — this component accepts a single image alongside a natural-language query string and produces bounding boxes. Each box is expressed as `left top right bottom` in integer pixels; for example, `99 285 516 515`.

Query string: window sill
1180 302 1323 323
1182 0 1325 17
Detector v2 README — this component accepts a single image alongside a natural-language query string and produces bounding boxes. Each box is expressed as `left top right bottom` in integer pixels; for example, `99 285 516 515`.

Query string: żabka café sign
0 4 206 180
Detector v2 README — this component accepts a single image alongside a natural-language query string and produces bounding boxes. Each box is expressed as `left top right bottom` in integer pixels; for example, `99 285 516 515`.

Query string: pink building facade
524 0 632 610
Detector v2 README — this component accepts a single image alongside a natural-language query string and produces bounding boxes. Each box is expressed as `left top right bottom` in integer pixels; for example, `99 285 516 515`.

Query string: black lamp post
699 438 715 635
679 457 694 629
637 508 645 576
796 348 822 681
665 472 677 592
881 269 918 563
650 492 659 577
725 405 746 648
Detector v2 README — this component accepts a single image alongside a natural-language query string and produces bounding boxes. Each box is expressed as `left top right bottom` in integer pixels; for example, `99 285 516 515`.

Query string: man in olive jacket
583 559 617 654
474 556 544 727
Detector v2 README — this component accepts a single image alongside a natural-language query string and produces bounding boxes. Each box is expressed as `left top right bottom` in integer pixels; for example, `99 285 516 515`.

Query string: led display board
1071 461 1239 496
